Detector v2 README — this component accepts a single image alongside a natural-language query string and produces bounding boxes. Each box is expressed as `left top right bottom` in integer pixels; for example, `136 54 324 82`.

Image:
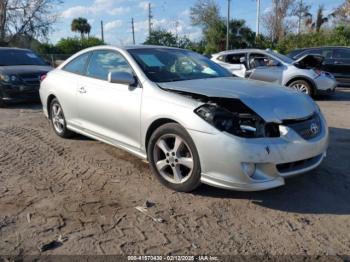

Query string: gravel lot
0 89 349 256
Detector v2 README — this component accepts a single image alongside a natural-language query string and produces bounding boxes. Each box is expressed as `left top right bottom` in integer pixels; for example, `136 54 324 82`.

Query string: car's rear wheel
288 80 313 96
50 98 73 138
0 98 5 108
147 123 201 192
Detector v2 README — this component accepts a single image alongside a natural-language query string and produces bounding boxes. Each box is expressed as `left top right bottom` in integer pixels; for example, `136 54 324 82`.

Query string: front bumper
188 113 329 191
0 84 40 104
314 75 337 95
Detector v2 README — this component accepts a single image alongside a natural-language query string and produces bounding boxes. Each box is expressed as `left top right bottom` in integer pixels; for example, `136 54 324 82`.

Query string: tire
0 98 5 108
147 123 201 192
288 80 313 96
49 98 74 138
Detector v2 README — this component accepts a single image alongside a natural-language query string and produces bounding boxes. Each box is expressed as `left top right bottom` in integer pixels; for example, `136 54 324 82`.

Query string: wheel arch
285 76 316 95
47 94 57 117
145 118 179 157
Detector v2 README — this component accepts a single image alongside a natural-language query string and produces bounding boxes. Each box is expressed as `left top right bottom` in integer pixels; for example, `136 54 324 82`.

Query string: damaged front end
293 54 324 69
194 98 280 138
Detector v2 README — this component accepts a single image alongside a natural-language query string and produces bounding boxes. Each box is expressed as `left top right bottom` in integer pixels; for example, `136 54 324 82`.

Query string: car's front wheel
147 123 201 192
50 98 73 138
288 80 313 96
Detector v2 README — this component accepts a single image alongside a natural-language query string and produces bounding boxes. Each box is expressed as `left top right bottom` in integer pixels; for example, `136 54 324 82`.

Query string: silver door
77 50 142 150
246 53 284 84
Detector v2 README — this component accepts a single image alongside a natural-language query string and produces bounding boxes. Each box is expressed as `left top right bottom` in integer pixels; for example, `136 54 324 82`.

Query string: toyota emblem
310 123 319 135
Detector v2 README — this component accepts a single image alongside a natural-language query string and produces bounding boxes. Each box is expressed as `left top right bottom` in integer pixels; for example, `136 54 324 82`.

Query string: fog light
241 162 256 177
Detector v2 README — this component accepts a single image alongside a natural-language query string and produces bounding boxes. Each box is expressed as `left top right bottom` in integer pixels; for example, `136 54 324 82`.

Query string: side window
62 53 90 75
86 50 133 81
333 48 350 59
216 55 225 62
249 53 279 69
225 53 245 64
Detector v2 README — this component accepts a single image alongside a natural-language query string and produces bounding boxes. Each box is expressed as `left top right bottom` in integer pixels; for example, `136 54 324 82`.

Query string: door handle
78 87 86 94
334 61 343 64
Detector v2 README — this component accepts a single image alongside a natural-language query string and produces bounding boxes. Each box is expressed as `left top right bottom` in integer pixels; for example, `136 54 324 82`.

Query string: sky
51 0 345 45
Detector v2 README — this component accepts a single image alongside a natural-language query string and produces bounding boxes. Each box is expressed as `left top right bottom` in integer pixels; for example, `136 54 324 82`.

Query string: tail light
40 74 47 82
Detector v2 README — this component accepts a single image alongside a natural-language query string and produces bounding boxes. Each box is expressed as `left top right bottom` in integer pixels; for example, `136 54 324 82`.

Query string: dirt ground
0 89 349 257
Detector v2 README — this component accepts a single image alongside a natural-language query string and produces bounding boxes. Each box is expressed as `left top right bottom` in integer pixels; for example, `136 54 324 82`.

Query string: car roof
292 46 350 51
213 49 269 56
0 47 32 52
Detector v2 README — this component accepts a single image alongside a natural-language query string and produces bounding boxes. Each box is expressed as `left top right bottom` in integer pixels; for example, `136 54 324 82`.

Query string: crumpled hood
0 65 52 75
158 77 316 123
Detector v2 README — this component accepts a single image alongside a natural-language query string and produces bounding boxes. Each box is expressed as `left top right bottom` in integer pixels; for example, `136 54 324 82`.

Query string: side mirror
239 57 246 63
108 71 136 86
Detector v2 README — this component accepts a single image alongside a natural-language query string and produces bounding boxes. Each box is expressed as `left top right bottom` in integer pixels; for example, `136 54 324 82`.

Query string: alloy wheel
153 134 194 184
291 83 310 94
51 103 65 133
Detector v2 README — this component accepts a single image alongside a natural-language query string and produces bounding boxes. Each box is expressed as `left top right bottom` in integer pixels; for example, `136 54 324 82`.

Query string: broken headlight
195 104 280 138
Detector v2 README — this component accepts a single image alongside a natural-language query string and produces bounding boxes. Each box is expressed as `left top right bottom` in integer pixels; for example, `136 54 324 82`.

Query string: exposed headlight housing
195 103 280 138
0 73 18 83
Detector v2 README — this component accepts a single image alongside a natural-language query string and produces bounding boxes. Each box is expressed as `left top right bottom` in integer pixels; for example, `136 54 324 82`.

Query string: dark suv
0 47 52 107
287 46 350 87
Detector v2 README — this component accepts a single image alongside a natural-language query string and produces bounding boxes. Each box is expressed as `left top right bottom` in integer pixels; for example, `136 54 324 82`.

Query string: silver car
40 45 329 192
211 49 337 96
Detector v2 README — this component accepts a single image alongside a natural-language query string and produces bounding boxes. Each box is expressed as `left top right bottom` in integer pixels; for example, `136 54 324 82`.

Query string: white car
211 49 337 96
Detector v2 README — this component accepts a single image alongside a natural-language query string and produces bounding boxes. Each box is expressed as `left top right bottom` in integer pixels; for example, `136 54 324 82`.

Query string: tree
262 0 295 43
333 0 350 24
190 0 257 54
0 0 62 45
71 18 91 40
305 5 334 32
190 0 221 28
291 0 311 34
56 37 104 54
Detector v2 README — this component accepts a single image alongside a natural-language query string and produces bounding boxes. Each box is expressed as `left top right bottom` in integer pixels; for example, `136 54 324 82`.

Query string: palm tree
71 17 91 40
305 5 334 32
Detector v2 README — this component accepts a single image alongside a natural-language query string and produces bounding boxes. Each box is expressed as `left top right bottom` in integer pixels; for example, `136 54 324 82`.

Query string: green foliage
144 29 177 47
71 17 91 39
34 37 104 55
276 26 350 54
144 29 195 50
55 37 104 54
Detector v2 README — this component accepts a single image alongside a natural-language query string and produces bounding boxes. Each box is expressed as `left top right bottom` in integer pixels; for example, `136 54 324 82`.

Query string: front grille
283 113 322 140
276 154 323 173
19 73 41 86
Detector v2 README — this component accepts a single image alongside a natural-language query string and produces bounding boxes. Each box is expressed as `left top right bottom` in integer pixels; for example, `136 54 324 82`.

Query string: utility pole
101 20 104 42
148 2 153 37
256 0 260 39
131 18 135 45
226 0 231 50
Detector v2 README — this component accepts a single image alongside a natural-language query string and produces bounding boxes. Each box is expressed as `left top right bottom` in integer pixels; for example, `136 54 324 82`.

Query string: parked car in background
211 49 337 96
40 45 328 192
287 46 350 88
0 48 52 107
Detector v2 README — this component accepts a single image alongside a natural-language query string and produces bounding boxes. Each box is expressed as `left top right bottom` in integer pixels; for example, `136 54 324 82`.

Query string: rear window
0 49 46 66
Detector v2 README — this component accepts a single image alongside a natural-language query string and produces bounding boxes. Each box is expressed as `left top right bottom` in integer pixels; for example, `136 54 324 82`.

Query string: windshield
0 49 46 66
128 48 232 83
268 51 294 64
